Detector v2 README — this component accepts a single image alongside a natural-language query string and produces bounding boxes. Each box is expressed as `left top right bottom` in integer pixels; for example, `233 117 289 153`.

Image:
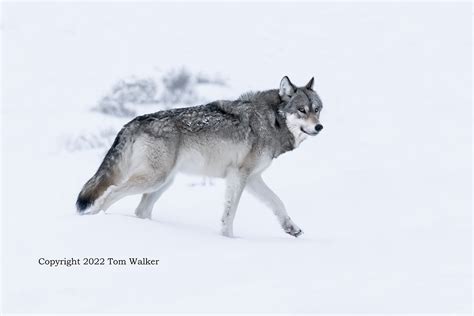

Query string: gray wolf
76 76 324 237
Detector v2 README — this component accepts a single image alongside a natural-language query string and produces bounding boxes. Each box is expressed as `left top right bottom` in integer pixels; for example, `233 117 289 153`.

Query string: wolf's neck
273 110 297 156
238 89 300 155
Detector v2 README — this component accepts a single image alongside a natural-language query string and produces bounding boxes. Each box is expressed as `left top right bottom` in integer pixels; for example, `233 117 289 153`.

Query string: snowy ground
1 2 472 314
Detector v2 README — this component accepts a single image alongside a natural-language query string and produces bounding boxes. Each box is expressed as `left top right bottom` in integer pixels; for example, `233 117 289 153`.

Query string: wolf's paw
221 226 234 238
135 210 151 219
283 219 304 238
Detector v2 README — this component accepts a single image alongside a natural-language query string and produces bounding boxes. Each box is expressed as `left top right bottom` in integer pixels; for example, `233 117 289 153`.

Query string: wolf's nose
315 124 323 132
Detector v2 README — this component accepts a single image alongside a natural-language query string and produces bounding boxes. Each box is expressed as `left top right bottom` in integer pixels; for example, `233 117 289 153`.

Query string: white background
2 2 472 313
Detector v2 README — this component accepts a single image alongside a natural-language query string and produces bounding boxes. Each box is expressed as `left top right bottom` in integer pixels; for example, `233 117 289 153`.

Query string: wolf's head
278 76 323 145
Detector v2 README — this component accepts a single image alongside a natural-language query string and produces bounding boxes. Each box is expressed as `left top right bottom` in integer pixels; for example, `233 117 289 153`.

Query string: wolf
76 76 324 237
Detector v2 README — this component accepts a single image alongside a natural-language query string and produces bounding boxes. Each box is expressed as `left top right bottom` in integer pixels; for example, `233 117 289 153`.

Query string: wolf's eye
298 108 306 114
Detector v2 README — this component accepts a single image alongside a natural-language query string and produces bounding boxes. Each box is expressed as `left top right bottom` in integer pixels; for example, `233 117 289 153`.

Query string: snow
1 2 471 314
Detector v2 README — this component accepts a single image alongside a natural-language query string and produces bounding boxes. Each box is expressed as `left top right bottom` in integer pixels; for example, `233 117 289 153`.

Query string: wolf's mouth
300 128 318 136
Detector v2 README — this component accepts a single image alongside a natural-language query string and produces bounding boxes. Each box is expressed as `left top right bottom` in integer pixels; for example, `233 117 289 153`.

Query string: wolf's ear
279 76 296 98
305 77 314 90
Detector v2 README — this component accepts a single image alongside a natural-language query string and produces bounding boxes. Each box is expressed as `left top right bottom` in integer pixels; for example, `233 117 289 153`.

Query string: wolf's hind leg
99 175 157 212
221 169 248 237
246 174 303 237
99 186 132 212
135 178 174 219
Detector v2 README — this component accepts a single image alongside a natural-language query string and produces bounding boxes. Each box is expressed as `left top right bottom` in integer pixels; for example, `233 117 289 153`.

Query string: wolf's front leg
221 169 248 237
246 175 303 237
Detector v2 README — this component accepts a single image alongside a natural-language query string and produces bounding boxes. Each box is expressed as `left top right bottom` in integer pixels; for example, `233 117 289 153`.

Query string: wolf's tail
76 128 130 213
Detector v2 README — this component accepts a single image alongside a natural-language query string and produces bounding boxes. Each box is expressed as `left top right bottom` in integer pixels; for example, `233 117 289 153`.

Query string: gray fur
76 76 324 238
